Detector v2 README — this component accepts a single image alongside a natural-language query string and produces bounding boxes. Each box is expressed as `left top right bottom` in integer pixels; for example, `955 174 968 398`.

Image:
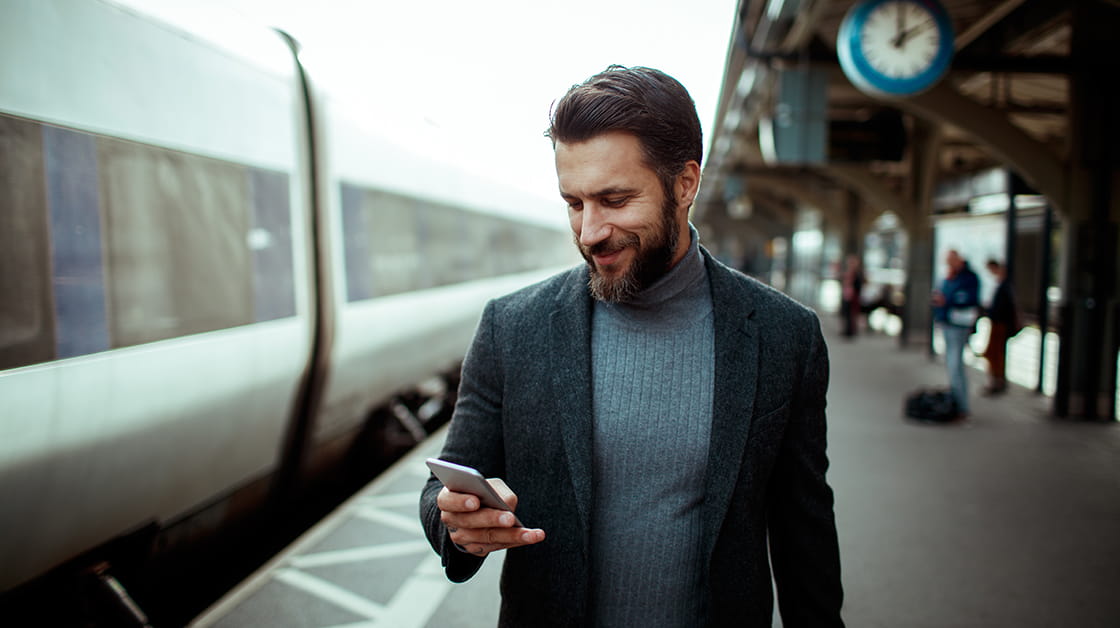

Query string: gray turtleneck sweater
589 226 715 626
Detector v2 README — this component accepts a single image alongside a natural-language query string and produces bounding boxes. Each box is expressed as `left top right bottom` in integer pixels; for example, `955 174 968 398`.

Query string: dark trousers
984 321 1008 386
841 299 859 337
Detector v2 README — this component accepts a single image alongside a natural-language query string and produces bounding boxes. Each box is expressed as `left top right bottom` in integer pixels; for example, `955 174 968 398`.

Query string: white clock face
858 1 943 79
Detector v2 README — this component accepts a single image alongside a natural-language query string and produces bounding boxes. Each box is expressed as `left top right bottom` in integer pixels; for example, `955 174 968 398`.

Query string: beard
580 196 680 303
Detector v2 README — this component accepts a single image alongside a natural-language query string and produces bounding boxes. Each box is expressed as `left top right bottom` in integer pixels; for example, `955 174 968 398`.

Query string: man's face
555 132 683 303
946 250 963 276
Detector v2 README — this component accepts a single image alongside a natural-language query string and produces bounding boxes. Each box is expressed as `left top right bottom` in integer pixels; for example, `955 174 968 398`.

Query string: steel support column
1057 0 1120 420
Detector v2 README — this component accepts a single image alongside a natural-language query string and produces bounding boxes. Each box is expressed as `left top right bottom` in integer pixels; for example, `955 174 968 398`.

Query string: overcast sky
114 0 738 224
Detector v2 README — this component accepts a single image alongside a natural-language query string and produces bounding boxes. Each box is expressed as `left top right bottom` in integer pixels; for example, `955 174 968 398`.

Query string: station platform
191 317 1120 628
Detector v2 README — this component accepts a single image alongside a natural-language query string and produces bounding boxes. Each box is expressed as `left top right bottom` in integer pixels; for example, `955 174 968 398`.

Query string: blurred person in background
982 259 1020 395
840 253 865 338
932 249 981 418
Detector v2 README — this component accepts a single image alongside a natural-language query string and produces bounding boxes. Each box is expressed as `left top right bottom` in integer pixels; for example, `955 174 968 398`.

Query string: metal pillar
900 117 939 351
1058 0 1120 420
1006 172 1024 285
1036 203 1053 395
845 190 861 256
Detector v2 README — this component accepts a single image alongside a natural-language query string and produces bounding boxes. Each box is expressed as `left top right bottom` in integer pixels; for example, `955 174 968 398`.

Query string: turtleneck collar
594 224 711 328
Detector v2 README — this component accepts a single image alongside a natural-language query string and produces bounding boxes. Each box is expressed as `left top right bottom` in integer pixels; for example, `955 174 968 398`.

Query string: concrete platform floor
825 324 1120 627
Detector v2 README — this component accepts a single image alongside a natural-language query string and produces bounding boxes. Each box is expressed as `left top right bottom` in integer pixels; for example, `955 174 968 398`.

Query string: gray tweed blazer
420 248 844 627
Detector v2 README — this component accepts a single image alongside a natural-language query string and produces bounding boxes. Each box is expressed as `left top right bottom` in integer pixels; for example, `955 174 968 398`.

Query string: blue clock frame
837 0 955 97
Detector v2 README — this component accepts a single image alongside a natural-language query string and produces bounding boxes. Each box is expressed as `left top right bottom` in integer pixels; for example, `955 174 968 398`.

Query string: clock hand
897 17 934 47
893 2 907 48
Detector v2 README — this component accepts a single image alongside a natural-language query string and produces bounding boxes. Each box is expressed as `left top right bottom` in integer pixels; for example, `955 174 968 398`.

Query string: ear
674 160 702 212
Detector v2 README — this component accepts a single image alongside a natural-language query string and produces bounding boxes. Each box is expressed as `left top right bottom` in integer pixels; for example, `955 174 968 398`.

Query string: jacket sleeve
767 317 845 627
419 300 507 582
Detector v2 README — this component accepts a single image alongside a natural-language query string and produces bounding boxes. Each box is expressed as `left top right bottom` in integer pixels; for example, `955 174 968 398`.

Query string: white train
0 0 574 610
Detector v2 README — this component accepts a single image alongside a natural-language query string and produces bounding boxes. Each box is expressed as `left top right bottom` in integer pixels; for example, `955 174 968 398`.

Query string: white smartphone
425 457 523 526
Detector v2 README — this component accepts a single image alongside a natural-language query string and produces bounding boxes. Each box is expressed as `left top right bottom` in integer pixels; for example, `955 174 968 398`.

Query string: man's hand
437 478 546 557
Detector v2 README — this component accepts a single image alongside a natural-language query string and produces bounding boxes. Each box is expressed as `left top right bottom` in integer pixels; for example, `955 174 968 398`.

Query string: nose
577 204 611 248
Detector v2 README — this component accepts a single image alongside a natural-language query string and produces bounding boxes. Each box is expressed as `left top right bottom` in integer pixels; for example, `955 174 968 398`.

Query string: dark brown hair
546 65 703 198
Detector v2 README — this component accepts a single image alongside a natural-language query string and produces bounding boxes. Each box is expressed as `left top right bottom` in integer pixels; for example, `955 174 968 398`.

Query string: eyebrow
560 186 640 200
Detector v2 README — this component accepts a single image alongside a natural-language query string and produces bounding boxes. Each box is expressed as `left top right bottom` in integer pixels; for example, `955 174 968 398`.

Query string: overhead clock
836 0 955 98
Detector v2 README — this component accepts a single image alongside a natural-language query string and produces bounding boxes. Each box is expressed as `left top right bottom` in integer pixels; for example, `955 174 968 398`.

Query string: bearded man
420 65 844 627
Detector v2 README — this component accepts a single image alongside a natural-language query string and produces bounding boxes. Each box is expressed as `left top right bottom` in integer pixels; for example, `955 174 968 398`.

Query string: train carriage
0 0 574 614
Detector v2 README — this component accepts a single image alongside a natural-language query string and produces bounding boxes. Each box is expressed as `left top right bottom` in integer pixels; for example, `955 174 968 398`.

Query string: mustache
584 233 640 257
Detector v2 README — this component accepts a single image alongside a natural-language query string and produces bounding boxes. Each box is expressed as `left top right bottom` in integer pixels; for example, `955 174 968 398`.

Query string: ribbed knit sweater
589 227 715 626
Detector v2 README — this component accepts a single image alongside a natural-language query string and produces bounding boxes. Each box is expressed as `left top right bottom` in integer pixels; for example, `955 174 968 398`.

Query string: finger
466 529 545 554
441 505 518 533
486 478 518 510
436 487 481 513
444 510 518 545
450 526 546 551
459 543 490 557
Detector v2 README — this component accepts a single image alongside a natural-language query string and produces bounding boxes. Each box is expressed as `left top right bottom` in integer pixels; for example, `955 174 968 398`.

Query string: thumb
487 478 518 511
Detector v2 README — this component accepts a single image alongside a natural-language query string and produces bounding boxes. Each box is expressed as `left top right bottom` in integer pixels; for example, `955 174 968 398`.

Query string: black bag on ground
904 389 959 421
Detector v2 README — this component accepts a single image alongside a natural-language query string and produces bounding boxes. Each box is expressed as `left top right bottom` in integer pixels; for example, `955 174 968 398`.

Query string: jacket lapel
548 270 595 546
701 254 760 552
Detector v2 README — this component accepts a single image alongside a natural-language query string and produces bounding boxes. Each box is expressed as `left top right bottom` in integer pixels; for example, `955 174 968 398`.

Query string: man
420 65 844 627
982 259 1019 394
931 249 981 418
840 254 865 338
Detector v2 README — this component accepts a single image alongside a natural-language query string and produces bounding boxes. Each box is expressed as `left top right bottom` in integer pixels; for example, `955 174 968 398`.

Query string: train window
249 168 297 322
341 183 424 299
0 115 55 370
340 178 574 302
100 139 247 344
418 201 470 289
44 126 114 358
0 114 296 371
340 182 374 300
461 212 502 281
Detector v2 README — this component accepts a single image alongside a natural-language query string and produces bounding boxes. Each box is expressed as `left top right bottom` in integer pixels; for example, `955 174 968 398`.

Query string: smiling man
558 129 694 303
421 65 844 627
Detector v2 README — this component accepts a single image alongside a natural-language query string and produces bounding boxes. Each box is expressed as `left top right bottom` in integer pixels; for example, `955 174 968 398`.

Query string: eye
566 200 583 211
602 196 628 208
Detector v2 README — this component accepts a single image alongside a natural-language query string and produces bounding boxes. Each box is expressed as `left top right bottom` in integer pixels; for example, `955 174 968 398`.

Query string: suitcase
904 389 960 422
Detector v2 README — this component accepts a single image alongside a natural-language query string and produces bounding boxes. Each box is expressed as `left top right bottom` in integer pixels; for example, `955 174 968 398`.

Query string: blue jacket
934 262 981 328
